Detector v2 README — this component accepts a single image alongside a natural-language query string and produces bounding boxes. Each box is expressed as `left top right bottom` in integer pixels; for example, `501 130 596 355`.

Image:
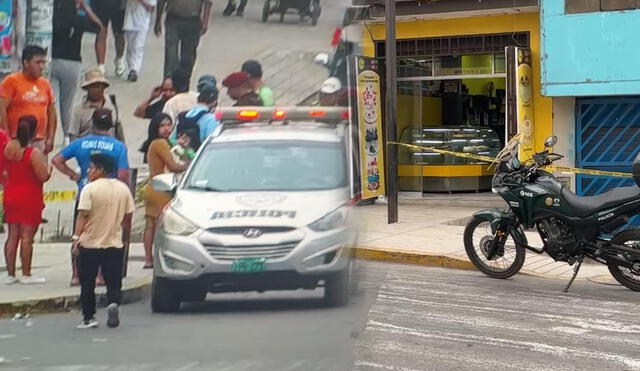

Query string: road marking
280 361 306 371
376 292 640 334
354 360 422 371
174 362 199 371
551 326 591 335
367 320 640 370
0 334 16 340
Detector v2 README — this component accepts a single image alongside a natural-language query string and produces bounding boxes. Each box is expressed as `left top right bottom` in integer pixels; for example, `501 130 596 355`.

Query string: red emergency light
237 110 260 120
273 110 287 120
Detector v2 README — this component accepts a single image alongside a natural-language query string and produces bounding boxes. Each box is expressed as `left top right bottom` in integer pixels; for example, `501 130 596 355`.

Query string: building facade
359 0 553 193
541 0 640 195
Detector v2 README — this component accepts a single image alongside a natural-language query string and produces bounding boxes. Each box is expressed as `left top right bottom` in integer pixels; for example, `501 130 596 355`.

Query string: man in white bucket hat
69 68 122 142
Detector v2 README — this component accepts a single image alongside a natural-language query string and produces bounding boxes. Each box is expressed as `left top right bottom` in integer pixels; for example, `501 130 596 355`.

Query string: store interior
396 54 507 192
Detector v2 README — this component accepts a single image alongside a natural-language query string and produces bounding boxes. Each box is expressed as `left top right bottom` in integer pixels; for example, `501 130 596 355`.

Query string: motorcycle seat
561 186 640 218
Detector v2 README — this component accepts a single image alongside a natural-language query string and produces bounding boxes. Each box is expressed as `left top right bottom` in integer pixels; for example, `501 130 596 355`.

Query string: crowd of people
0 0 344 329
0 36 281 328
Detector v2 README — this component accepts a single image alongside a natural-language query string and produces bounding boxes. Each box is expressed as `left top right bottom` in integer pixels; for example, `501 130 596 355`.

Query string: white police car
150 107 357 312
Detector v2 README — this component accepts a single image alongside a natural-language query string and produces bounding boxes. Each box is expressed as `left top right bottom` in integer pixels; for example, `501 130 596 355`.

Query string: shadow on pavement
177 295 332 314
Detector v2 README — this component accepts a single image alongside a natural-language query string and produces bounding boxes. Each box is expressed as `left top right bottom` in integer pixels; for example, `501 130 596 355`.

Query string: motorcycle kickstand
563 256 584 293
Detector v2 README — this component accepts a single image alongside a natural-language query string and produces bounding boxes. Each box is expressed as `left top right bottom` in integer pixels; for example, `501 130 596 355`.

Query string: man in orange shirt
0 45 57 154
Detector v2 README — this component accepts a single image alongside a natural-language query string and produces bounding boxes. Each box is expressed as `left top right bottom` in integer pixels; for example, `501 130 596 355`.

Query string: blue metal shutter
575 97 640 228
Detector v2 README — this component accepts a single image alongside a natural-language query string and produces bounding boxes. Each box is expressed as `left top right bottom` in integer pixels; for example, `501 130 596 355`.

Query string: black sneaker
107 303 120 328
127 70 138 82
223 3 236 16
77 318 98 329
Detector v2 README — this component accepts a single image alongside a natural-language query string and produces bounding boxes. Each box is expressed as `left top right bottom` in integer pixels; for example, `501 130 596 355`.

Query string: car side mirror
544 135 557 148
314 52 330 66
152 173 176 194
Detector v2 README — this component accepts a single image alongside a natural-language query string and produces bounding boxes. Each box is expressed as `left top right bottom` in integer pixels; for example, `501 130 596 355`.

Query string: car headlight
309 207 347 232
161 207 198 236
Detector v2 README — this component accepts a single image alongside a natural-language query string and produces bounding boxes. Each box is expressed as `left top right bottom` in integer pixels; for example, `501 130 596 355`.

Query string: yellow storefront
361 12 552 193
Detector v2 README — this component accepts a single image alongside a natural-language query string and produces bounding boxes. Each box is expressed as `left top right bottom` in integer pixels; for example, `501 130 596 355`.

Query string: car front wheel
151 277 181 313
324 268 350 307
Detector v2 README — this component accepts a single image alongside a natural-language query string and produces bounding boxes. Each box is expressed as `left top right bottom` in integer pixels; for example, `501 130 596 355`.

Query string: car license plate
232 258 266 273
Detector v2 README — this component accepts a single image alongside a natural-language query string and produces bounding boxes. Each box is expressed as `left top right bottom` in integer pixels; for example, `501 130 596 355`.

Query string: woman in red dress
3 116 52 285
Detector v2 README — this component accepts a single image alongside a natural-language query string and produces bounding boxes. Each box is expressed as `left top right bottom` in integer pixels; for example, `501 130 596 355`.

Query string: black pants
224 0 248 13
164 15 202 78
78 248 124 321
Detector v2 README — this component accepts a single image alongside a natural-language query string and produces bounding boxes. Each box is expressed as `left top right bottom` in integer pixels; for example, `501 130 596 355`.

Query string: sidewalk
0 242 151 317
353 201 615 285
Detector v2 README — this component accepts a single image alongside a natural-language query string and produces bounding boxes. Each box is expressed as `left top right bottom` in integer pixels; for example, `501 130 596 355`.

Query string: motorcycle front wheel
608 229 640 292
463 216 526 279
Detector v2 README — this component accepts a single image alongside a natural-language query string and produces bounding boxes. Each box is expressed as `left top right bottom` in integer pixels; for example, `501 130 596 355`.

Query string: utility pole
385 0 398 224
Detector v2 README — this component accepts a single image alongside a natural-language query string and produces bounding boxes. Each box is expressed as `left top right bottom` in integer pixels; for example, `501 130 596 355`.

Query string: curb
353 247 475 271
0 275 152 317
352 247 616 284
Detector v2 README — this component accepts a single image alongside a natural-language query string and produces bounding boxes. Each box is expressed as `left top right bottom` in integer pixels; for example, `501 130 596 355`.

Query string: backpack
176 110 208 150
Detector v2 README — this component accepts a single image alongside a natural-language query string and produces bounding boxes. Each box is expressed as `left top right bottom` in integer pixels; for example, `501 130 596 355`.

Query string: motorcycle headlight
309 207 347 232
161 207 198 236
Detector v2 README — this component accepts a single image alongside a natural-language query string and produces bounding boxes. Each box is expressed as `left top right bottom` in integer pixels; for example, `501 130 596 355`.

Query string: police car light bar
214 106 349 122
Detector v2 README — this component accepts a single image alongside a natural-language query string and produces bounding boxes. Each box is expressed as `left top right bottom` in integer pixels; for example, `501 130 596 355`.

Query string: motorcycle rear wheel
463 216 526 279
608 229 640 292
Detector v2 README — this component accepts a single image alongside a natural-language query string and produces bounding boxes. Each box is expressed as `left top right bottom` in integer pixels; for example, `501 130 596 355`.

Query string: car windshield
184 140 347 192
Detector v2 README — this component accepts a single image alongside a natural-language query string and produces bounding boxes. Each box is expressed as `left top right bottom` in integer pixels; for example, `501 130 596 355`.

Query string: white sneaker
4 275 18 285
76 318 99 329
98 64 106 74
19 276 46 284
115 58 126 77
107 303 120 328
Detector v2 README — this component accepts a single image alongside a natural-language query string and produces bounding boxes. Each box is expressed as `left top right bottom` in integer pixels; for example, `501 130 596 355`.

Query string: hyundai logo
243 228 263 238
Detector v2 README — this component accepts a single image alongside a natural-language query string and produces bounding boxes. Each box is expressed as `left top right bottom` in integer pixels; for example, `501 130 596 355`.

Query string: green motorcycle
464 135 640 292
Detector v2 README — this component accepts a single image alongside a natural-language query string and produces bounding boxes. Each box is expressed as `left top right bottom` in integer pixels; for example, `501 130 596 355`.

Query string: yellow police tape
0 144 631 204
0 190 77 203
389 141 633 178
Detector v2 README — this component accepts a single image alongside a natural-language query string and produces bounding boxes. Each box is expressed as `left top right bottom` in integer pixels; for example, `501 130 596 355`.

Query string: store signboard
0 1 14 73
355 56 386 199
506 46 534 155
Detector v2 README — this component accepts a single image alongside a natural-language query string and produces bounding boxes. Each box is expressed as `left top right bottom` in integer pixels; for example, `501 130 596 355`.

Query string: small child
170 133 196 167
169 132 196 179
123 0 157 82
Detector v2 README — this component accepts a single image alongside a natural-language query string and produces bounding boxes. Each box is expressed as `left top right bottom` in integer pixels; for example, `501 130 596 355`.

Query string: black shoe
127 70 138 82
223 3 236 16
107 303 120 328
76 318 98 329
236 9 244 16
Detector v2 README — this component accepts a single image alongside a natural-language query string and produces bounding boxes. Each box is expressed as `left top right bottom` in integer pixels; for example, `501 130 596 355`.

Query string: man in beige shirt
73 153 135 329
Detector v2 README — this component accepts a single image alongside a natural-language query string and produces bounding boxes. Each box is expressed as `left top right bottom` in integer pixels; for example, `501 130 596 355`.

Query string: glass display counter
398 126 502 192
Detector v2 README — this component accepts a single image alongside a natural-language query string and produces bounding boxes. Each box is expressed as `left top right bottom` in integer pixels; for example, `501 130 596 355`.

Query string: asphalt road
354 264 640 371
2 263 639 370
